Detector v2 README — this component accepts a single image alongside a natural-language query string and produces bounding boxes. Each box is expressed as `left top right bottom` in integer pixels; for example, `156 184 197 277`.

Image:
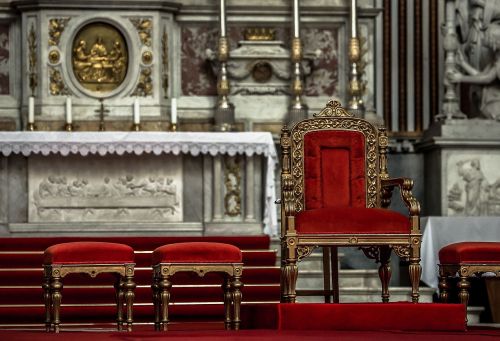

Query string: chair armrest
380 177 421 217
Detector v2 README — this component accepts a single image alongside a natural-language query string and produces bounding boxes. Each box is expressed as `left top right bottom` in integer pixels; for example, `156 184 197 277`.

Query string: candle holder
170 122 177 132
65 123 73 132
27 122 36 131
132 123 141 131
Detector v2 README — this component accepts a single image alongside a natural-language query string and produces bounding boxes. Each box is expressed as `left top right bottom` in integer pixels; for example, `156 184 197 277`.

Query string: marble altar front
0 131 278 236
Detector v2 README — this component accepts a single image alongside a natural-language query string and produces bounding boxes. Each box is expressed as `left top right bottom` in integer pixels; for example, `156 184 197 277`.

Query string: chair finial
313 100 354 118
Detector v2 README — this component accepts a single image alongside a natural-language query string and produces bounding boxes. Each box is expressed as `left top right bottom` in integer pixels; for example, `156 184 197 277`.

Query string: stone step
297 269 380 289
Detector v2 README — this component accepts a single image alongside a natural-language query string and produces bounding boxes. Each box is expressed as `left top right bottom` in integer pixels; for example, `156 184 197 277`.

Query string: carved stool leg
43 272 52 332
124 273 135 332
50 275 63 333
159 276 172 331
114 275 124 331
378 246 392 303
409 244 422 303
222 276 232 330
152 273 160 331
231 273 243 330
438 268 449 303
458 274 471 323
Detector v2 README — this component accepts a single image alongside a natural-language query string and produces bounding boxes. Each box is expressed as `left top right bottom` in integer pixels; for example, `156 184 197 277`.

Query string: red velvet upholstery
439 242 500 264
152 242 242 264
304 130 366 209
295 207 410 234
43 242 134 265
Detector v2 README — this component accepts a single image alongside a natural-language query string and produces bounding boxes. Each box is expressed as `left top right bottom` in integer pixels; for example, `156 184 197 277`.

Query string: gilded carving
297 245 317 261
72 22 128 93
393 245 411 259
291 37 302 63
224 157 242 217
48 50 60 65
132 67 153 96
48 18 70 46
218 36 229 62
161 28 169 97
244 28 275 41
28 24 37 95
49 67 70 96
142 50 153 65
130 18 152 46
292 102 378 212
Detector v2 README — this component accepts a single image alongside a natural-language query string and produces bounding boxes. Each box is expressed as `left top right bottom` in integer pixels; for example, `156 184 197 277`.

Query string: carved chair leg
378 246 392 303
158 276 172 331
222 276 232 330
124 274 135 332
50 275 63 333
409 245 422 303
43 273 52 332
114 276 124 331
282 260 298 303
280 241 287 302
152 274 160 331
231 274 243 330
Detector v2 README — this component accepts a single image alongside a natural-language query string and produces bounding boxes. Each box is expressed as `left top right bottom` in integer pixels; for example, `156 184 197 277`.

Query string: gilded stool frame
152 262 243 331
43 263 135 333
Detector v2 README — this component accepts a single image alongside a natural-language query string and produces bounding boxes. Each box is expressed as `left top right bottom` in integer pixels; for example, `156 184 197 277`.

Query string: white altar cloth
421 216 500 289
0 131 278 236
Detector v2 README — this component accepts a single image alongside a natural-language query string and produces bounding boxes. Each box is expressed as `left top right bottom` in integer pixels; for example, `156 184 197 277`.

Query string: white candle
220 0 227 37
171 98 177 124
133 98 140 124
293 0 300 38
351 0 357 38
28 96 35 124
65 97 72 124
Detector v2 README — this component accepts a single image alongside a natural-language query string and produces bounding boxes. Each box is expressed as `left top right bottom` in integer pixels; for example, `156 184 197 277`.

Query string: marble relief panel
28 155 183 223
0 23 9 95
446 152 500 216
181 25 338 97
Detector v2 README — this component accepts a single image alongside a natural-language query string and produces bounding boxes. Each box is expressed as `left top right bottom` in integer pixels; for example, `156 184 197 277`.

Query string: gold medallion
72 22 128 93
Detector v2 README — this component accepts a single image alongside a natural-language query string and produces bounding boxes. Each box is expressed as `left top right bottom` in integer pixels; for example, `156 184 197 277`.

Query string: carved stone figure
449 0 500 120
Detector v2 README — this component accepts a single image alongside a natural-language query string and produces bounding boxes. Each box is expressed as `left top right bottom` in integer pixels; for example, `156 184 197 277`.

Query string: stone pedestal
416 119 500 216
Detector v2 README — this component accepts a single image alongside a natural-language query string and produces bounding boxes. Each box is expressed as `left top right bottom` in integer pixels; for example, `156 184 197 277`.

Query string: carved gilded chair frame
152 262 243 331
439 263 500 311
43 263 135 333
280 100 421 304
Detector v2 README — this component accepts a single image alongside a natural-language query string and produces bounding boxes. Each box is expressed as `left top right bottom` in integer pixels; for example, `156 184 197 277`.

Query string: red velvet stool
152 242 243 331
43 242 135 333
438 242 500 313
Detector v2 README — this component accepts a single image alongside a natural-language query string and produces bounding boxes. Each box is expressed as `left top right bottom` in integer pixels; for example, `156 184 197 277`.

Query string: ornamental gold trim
49 67 70 96
142 50 153 65
48 18 70 47
244 28 275 41
48 50 60 64
291 101 378 212
132 67 153 96
224 156 242 217
130 18 152 46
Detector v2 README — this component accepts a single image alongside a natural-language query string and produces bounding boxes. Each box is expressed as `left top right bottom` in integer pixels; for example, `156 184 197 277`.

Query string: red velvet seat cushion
152 242 242 264
295 207 410 234
43 242 134 265
439 242 500 264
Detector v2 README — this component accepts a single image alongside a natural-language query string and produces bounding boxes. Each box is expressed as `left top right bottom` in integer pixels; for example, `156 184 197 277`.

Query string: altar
0 131 278 236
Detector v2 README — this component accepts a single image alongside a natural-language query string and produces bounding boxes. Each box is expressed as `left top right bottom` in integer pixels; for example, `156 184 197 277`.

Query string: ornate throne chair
279 100 422 303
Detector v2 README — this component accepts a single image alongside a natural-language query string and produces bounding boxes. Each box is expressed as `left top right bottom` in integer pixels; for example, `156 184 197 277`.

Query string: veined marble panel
28 154 183 223
0 23 9 95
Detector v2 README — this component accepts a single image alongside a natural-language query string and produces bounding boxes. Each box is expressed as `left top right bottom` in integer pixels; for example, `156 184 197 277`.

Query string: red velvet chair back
303 130 366 210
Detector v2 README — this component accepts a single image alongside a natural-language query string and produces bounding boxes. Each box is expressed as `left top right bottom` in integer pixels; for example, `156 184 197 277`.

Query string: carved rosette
291 102 378 212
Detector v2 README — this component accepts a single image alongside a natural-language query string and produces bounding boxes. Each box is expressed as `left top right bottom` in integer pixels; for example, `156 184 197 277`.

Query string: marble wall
0 23 9 95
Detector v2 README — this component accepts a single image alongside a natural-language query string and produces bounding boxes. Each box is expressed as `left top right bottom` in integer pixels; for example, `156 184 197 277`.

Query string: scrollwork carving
48 18 70 47
49 67 70 96
313 100 354 118
297 245 318 261
224 156 242 217
392 245 410 259
28 24 38 95
132 67 153 96
360 246 380 262
161 28 169 97
130 18 152 46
